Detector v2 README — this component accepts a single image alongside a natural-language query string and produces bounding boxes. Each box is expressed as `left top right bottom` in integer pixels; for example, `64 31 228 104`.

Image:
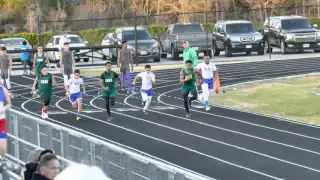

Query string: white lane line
157 88 320 142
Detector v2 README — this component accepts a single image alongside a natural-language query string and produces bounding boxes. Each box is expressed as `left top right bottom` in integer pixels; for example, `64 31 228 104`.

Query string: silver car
0 38 32 62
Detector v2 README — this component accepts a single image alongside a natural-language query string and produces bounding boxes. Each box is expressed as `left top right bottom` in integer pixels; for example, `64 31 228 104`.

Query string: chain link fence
4 109 214 180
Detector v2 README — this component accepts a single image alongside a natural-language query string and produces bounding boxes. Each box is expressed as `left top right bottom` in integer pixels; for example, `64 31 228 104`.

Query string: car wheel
264 39 273 53
280 40 288 54
213 41 220 56
83 58 89 62
225 44 232 57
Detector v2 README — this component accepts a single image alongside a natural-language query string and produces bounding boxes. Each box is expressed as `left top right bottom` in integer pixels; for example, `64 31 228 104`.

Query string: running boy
195 56 217 111
100 61 122 121
67 69 86 120
180 60 197 117
32 66 56 119
60 42 76 96
132 64 155 114
32 45 50 97
0 47 13 98
0 80 12 158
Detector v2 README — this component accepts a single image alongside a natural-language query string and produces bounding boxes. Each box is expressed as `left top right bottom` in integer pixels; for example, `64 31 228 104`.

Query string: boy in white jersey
133 65 155 114
66 69 86 120
195 56 217 111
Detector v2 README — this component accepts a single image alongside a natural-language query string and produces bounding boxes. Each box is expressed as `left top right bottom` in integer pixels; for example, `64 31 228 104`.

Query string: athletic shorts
203 78 214 90
181 85 197 95
102 91 116 97
141 89 152 96
1 69 9 80
41 94 52 105
70 92 82 104
0 119 7 139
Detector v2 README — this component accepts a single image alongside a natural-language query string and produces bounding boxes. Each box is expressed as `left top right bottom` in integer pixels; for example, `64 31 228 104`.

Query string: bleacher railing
4 109 214 180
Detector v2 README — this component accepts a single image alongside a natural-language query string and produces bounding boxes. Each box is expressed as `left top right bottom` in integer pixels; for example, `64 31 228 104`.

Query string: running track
9 58 320 180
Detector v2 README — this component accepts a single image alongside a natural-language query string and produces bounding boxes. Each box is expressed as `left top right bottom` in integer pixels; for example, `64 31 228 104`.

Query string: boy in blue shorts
67 69 86 120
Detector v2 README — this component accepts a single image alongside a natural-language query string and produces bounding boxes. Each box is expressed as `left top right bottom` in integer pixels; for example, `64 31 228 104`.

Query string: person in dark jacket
31 153 60 180
23 149 55 180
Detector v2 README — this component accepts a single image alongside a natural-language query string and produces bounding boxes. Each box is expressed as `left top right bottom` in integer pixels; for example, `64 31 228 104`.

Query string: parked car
101 33 113 58
0 38 32 62
212 20 264 57
108 27 160 63
261 15 320 54
45 34 89 62
159 22 213 59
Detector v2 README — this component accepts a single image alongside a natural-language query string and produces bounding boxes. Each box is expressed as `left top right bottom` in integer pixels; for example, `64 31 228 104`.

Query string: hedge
1 17 320 46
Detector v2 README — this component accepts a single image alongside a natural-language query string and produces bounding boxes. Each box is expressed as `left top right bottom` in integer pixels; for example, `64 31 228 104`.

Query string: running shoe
143 109 148 114
77 116 81 121
205 106 210 112
186 113 191 118
107 116 113 121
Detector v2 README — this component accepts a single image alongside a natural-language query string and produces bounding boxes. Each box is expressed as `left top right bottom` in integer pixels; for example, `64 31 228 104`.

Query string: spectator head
145 64 151 72
183 41 189 49
37 153 60 180
0 46 6 55
122 40 127 48
54 164 111 180
24 149 54 180
64 42 69 50
23 41 27 45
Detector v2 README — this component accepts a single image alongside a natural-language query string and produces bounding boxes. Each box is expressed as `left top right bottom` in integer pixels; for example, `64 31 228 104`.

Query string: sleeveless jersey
101 71 117 96
0 87 6 119
182 68 195 87
39 73 53 96
35 53 45 75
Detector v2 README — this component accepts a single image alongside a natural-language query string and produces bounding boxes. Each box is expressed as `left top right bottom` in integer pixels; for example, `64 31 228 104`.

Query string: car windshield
2 39 26 46
226 23 256 34
173 24 204 33
55 36 83 45
281 19 313 30
123 30 152 40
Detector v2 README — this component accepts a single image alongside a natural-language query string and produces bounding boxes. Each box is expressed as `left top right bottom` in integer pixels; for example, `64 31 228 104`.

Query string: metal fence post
268 8 271 59
205 11 209 56
124 154 132 179
134 11 138 66
37 14 41 46
149 163 159 180
102 146 110 177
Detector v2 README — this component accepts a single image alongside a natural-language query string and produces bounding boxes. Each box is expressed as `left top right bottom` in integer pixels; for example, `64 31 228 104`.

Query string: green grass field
210 75 320 124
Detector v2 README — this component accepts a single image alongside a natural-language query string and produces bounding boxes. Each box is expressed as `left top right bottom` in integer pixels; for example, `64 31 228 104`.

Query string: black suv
261 16 320 54
212 20 264 57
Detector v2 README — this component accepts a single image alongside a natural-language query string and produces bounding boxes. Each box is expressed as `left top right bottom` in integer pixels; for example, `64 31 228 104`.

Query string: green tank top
182 68 195 87
35 53 45 70
39 73 52 95
102 71 116 94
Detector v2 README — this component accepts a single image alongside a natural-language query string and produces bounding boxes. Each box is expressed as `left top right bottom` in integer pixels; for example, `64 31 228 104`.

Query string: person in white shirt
132 65 155 114
195 56 217 111
66 69 86 120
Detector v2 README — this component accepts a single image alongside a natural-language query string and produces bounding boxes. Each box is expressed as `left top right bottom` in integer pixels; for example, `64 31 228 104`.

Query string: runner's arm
151 73 155 84
32 77 38 91
192 49 198 67
115 72 122 89
132 72 142 86
33 53 36 69
3 88 11 112
59 52 63 69
51 74 56 86
45 53 51 70
180 71 189 83
100 73 105 89
81 79 86 94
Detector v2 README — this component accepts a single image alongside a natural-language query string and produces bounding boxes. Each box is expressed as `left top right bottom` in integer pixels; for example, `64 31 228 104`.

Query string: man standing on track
132 64 155 114
0 47 13 98
180 60 198 117
195 56 217 111
32 66 56 119
67 69 86 121
183 41 198 68
60 42 76 96
20 41 31 75
56 35 70 69
0 80 12 158
32 45 51 97
117 40 134 93
100 61 122 121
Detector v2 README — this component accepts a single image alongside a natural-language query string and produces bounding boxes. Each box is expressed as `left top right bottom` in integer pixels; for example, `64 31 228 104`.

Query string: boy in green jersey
32 66 56 119
180 60 198 117
100 61 122 121
32 45 50 97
